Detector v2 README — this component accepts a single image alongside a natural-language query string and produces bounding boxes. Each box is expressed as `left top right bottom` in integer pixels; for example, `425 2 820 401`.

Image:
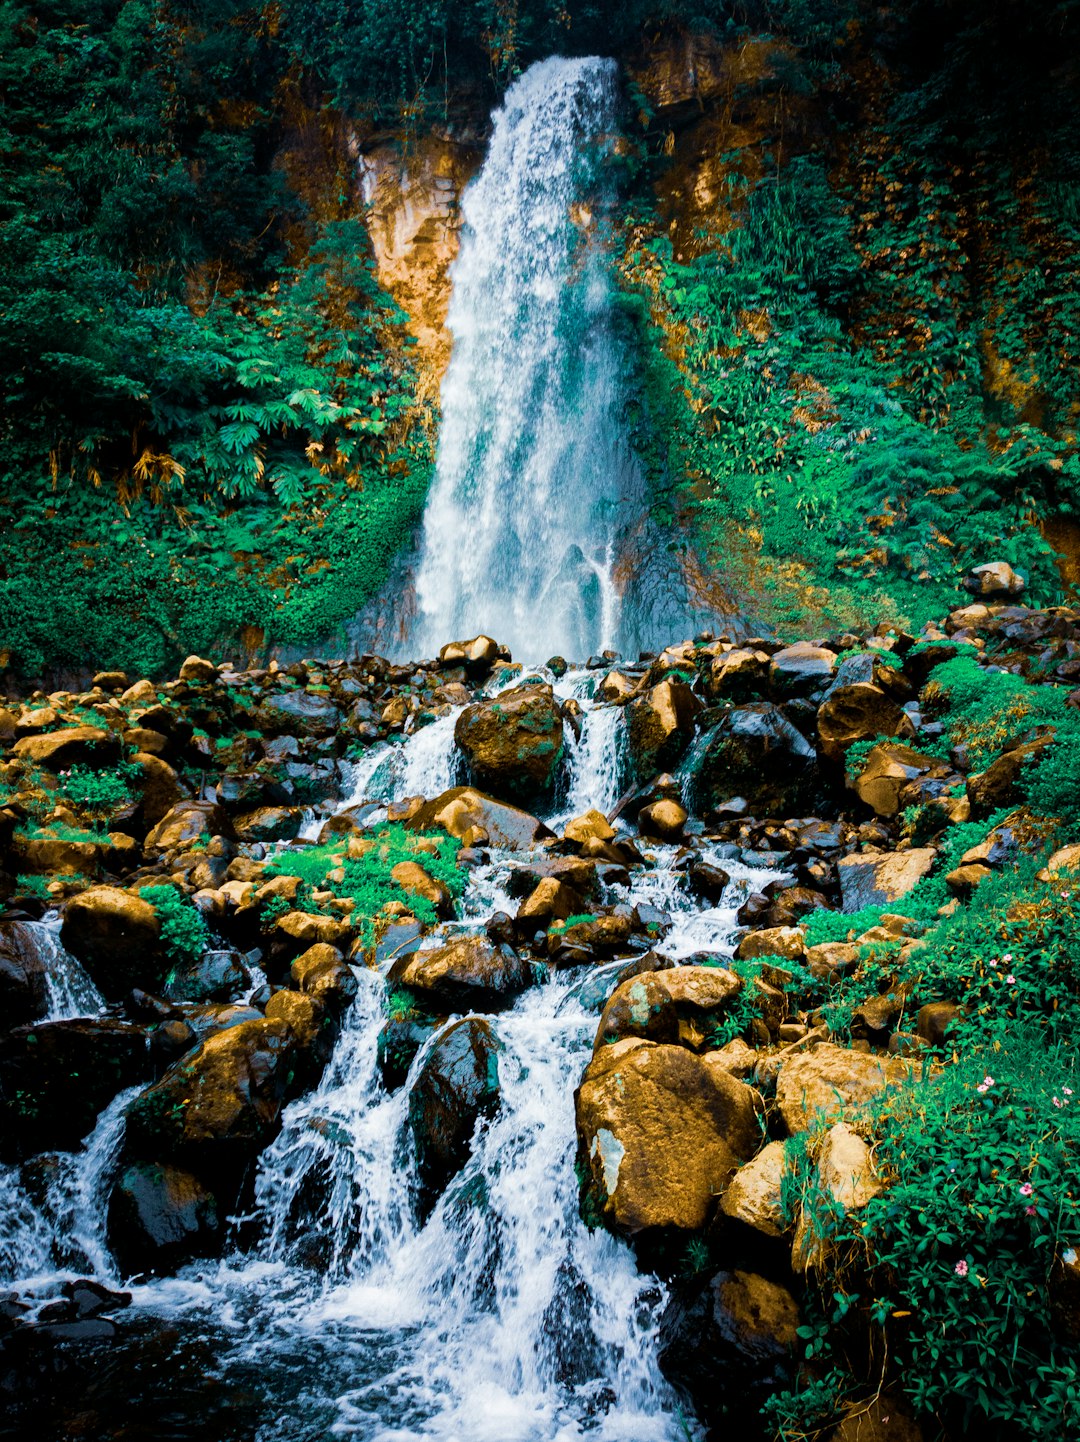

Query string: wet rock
163 950 250 1005
598 671 639 703
0 921 50 1028
438 635 501 677
576 1038 761 1234
390 860 455 919
255 690 343 737
836 848 936 912
129 752 187 829
817 674 915 762
408 1016 502 1213
0 1019 152 1157
626 679 701 778
684 858 731 904
702 647 771 703
548 912 634 965
637 798 688 841
454 682 564 801
769 642 836 696
144 800 232 856
720 1139 790 1237
967 734 1054 815
232 807 304 843
658 1270 798 1430
125 1017 299 1168
60 886 163 1000
405 786 553 850
178 655 218 682
563 808 615 845
735 926 805 962
290 943 357 1016
775 1043 910 1132
515 876 586 932
109 1162 220 1274
594 965 741 1051
694 703 817 818
852 742 949 818
388 935 536 1012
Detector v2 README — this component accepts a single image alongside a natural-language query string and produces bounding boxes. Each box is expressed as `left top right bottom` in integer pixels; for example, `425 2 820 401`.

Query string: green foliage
139 884 209 966
14 873 51 901
58 763 136 819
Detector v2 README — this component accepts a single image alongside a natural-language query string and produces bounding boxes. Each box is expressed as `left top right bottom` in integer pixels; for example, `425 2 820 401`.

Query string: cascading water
409 57 645 664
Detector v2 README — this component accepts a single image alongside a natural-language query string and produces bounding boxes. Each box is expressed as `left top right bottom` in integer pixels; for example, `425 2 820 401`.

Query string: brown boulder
388 935 536 1012
853 742 949 818
576 1038 761 1234
391 860 455 919
594 965 741 1051
60 886 163 999
454 682 564 800
817 683 914 762
775 1043 910 1132
836 848 936 912
720 1139 790 1237
626 679 702 778
405 787 552 851
144 800 231 855
12 726 121 771
637 797 688 840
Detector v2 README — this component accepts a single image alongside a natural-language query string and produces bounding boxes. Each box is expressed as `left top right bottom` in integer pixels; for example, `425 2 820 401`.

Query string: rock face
775 1044 910 1132
0 921 49 1027
405 786 553 850
659 1269 799 1431
0 1019 152 1157
454 682 564 801
408 1016 501 1213
626 679 702 778
60 887 162 999
695 703 817 816
594 966 741 1051
388 936 536 1013
576 1039 761 1235
837 848 936 911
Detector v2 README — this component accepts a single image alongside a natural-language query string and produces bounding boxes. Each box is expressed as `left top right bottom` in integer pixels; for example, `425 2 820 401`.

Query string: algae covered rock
454 682 564 801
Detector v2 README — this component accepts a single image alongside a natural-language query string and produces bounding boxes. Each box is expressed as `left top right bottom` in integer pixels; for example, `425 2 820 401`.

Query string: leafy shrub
58 763 135 819
140 884 209 966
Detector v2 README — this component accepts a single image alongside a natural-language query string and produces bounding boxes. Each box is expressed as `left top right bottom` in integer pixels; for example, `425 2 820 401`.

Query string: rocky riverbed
2 563 1080 1439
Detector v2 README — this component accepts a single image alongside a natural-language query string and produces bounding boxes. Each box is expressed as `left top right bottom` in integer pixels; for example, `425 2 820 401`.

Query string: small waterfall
25 917 104 1020
410 57 644 663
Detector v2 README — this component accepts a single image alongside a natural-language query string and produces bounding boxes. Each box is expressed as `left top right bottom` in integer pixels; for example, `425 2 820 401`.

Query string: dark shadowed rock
694 703 817 817
109 1162 220 1274
408 1016 502 1215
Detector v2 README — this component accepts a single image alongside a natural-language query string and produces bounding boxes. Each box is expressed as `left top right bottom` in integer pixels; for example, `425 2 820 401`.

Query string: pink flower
1006 975 1016 985
1003 953 1013 964
977 1075 995 1094
1065 1088 1074 1097
1053 1097 1064 1108
1020 1182 1034 1196
988 958 999 968
955 1260 969 1277
1026 1206 1037 1217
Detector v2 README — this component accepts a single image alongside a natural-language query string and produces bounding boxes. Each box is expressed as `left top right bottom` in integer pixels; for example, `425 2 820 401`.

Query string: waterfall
410 57 643 664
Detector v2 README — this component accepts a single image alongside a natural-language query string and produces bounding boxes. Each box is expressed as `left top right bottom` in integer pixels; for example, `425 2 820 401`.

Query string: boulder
720 1139 790 1237
388 935 535 1012
563 808 615 845
0 1019 152 1157
109 1162 220 1274
576 1038 761 1234
255 690 343 737
597 671 639 704
769 642 836 696
967 735 1053 815
454 682 564 801
514 876 585 931
144 800 232 855
626 679 701 778
390 860 454 919
962 561 1025 598
735 926 805 962
852 743 949 818
232 807 304 843
658 1270 799 1431
178 655 218 682
916 1000 961 1047
60 886 163 999
0 921 50 1028
125 1017 298 1167
594 965 741 1051
792 1124 882 1272
836 848 936 912
407 1016 501 1212
1040 843 1080 882
438 635 501 676
775 1043 910 1132
163 949 250 1004
290 943 358 1016
12 726 121 771
817 680 915 762
702 647 771 703
694 704 817 817
637 798 688 840
548 912 634 964
685 858 731 904
405 787 553 851
130 753 187 828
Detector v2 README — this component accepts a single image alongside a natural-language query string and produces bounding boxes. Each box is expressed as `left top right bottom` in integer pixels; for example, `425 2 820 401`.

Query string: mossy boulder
405 786 553 850
407 1015 502 1215
60 886 163 999
388 935 536 1013
454 682 564 801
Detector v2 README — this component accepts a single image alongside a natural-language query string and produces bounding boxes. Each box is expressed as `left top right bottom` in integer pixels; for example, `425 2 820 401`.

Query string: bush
140 884 209 967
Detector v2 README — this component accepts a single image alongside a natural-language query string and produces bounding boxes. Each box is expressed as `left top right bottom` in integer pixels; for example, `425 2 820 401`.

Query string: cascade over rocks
0 920 49 1026
408 1016 502 1215
454 682 564 800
